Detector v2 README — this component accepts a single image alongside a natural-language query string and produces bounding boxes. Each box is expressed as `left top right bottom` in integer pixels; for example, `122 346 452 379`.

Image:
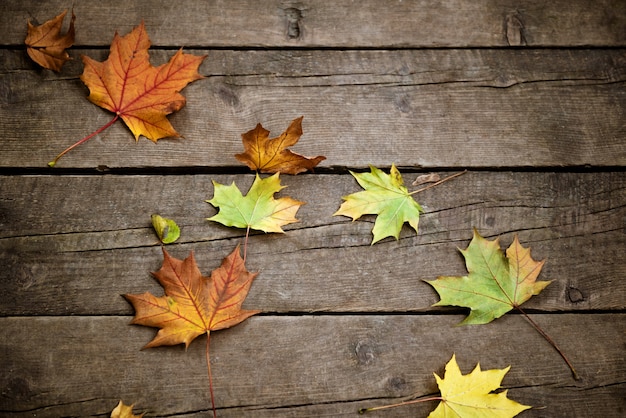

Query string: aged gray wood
1 314 624 417
2 1 624 417
0 315 626 416
1 49 625 168
2 172 625 315
3 0 625 47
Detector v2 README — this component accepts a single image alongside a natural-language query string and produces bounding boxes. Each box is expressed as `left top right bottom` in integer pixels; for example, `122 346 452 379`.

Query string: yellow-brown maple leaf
235 116 326 174
25 9 75 72
49 21 205 166
124 245 259 348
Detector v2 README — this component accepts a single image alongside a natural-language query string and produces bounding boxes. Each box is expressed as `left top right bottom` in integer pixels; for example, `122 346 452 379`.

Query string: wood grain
1 314 624 417
1 49 625 168
2 2 624 417
2 172 624 315
3 0 625 47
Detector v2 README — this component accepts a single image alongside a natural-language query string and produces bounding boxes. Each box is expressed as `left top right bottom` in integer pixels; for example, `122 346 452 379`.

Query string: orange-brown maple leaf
235 116 326 174
124 245 260 348
81 21 206 142
49 21 206 166
25 9 75 72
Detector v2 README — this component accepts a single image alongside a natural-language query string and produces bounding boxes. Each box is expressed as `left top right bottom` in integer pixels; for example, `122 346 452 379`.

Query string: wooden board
1 1 625 417
1 48 625 168
1 314 624 417
3 0 625 47
2 172 625 316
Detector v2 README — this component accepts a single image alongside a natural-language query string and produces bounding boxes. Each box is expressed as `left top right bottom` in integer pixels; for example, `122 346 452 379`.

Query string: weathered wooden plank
2 172 625 315
1 48 625 168
1 314 624 417
2 0 625 47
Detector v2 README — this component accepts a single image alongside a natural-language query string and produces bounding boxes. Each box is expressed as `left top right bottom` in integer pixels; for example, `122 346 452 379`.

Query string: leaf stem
243 225 251 264
206 332 217 418
408 170 467 195
516 305 580 380
358 396 442 414
48 114 119 167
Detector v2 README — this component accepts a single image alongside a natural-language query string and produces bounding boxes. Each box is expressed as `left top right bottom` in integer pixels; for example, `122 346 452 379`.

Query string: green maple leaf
429 354 531 418
207 173 304 233
333 164 423 244
426 229 551 325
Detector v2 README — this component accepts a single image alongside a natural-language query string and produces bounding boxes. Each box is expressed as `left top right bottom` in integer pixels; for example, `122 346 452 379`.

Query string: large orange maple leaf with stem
49 21 206 166
124 245 260 417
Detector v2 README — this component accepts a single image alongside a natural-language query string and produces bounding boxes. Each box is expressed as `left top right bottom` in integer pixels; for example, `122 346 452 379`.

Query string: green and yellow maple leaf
426 229 551 325
429 354 531 418
207 173 304 233
334 164 423 244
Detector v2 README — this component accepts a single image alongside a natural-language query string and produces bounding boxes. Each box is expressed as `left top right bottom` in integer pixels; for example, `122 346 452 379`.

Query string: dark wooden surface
1 1 625 417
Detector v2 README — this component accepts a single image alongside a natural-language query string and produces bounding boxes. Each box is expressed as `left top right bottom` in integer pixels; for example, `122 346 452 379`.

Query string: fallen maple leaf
426 229 551 325
49 21 206 166
124 246 259 417
429 354 531 418
359 354 530 417
426 229 579 380
235 116 325 174
25 9 75 72
334 164 423 244
125 246 259 348
111 400 144 418
207 173 303 234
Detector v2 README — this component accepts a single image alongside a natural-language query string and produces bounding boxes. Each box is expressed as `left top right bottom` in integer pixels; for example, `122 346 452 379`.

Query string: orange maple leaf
124 245 259 348
49 21 206 166
235 116 326 174
124 246 259 417
25 9 75 72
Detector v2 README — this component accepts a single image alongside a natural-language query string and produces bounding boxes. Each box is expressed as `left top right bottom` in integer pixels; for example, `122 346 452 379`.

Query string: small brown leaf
25 9 75 72
235 116 326 174
412 173 441 186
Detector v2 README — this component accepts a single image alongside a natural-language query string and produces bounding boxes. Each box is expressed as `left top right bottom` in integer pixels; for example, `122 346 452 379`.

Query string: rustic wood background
1 1 625 417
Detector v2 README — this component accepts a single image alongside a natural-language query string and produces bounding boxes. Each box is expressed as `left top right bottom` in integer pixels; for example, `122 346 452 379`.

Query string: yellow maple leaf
110 400 144 418
429 354 531 418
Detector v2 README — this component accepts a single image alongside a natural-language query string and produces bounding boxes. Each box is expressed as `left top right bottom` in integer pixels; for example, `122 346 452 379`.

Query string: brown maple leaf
25 9 75 72
235 116 326 174
49 21 206 166
124 245 259 348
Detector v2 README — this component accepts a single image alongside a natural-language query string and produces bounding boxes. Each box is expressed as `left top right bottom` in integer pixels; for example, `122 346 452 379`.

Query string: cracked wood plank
1 172 624 315
2 0 625 47
1 314 624 417
1 48 624 168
